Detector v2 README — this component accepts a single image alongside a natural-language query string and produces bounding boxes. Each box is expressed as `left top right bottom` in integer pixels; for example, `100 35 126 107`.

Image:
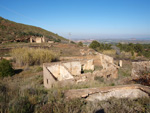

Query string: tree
134 44 144 55
89 40 100 50
77 41 83 47
0 59 14 77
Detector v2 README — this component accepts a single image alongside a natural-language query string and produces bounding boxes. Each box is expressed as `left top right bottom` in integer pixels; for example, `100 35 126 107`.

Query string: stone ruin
131 61 150 77
43 52 150 101
43 60 95 88
65 84 150 101
30 36 45 43
43 53 121 88
98 53 119 78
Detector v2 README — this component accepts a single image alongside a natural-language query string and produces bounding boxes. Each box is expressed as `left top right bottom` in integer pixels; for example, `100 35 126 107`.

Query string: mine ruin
43 52 121 88
43 50 150 101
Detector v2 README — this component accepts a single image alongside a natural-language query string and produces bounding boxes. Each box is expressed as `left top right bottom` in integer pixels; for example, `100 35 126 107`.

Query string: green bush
89 40 100 50
89 40 112 51
0 59 14 77
117 43 150 58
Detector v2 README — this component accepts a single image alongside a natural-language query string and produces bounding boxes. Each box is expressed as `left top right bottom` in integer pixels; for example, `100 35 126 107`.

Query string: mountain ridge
0 17 68 43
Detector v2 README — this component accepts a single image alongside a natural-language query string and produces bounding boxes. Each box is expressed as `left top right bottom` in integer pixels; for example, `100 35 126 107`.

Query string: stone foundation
65 84 150 101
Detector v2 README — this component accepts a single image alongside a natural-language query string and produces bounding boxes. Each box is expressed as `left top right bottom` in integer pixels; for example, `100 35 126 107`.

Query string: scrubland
0 42 150 113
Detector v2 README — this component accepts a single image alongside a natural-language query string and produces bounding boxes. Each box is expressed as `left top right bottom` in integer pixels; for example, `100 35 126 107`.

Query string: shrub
77 41 83 47
132 71 150 86
89 40 112 51
9 97 34 113
94 76 104 82
89 40 100 50
0 59 14 77
11 48 59 66
83 69 93 73
39 99 86 113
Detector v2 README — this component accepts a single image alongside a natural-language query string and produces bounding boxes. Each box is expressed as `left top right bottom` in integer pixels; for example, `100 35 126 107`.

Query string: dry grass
102 50 116 57
11 47 59 66
0 64 150 113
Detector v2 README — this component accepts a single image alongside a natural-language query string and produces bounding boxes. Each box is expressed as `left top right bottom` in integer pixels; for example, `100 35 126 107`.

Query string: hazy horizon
0 0 150 39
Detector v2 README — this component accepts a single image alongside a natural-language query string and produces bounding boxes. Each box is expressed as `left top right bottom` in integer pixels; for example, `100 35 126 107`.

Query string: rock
65 84 150 101
131 61 150 77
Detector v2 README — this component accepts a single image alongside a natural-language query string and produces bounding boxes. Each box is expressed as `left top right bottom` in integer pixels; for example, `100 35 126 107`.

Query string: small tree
0 59 14 77
77 41 83 47
89 40 100 50
134 44 144 55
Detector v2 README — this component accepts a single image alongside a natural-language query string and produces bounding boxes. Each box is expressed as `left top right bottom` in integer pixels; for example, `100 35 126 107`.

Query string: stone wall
43 64 57 89
36 38 42 43
97 53 119 78
63 61 81 75
83 59 94 71
99 53 114 68
131 61 150 77
30 36 45 43
43 61 81 88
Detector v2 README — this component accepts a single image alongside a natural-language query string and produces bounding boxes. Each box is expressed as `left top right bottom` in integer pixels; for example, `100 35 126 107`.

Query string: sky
0 0 150 39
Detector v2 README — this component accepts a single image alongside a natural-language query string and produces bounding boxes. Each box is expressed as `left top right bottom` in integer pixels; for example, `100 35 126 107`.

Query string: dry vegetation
0 42 150 113
11 47 59 66
0 69 150 113
0 17 67 42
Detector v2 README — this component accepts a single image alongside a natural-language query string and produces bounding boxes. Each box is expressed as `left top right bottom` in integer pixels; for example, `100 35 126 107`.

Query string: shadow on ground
14 69 23 74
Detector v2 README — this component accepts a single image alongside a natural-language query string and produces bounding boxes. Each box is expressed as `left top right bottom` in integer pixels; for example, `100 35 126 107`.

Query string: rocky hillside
0 17 67 43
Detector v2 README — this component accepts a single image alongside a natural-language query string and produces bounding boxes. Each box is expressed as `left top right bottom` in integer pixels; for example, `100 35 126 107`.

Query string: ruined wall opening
47 79 48 84
81 64 84 74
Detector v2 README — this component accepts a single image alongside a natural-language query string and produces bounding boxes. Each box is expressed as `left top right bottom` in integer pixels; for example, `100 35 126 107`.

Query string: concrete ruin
48 41 54 44
119 60 122 67
98 53 119 78
131 61 150 77
83 59 94 71
43 61 82 88
65 84 150 101
30 36 45 43
43 52 122 88
60 53 120 79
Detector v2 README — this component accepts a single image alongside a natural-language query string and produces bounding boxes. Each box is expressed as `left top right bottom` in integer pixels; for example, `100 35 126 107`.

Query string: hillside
0 17 67 43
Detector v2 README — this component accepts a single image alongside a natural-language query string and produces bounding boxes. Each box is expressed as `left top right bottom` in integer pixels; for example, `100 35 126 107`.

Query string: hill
0 17 68 43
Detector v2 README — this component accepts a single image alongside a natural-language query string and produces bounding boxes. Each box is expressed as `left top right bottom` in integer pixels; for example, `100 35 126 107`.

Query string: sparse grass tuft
83 69 93 73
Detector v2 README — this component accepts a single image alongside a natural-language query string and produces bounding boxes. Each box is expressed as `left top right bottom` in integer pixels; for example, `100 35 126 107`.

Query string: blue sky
0 0 150 39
